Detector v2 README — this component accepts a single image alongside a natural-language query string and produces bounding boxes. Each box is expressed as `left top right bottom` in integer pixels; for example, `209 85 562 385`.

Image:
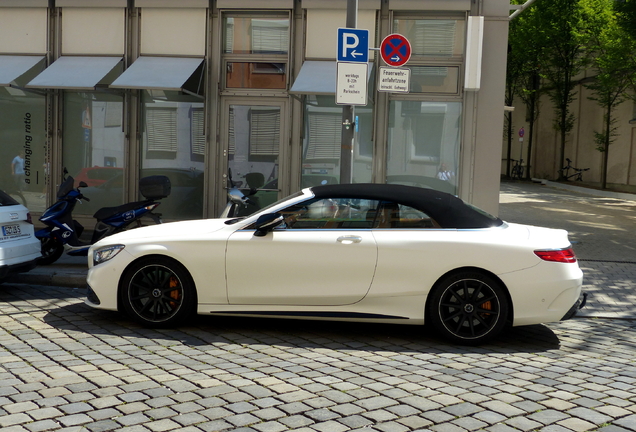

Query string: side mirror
253 213 284 237
78 181 88 188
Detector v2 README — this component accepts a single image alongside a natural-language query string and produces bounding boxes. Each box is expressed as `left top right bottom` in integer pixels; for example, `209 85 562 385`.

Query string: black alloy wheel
428 272 509 345
38 237 64 266
121 257 196 327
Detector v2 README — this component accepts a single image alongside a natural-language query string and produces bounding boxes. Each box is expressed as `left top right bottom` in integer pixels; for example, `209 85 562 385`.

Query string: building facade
503 77 636 189
0 0 511 223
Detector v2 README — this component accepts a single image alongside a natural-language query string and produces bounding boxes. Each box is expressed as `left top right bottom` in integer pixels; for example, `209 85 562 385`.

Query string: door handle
337 235 362 244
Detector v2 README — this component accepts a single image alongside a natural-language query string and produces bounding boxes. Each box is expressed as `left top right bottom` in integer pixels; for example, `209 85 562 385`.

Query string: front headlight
93 244 125 266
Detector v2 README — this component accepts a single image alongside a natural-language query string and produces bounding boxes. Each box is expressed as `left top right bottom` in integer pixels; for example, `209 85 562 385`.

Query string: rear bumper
0 256 40 279
561 292 588 321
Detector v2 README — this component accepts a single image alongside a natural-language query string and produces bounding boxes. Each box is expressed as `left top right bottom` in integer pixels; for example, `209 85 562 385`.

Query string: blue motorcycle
36 169 171 265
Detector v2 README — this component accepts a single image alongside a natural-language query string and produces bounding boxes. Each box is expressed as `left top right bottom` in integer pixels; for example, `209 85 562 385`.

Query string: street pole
340 0 357 184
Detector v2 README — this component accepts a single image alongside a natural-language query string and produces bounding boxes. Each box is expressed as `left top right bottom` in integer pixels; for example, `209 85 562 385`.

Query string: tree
504 7 527 178
615 0 636 35
509 3 544 180
536 0 591 179
584 0 636 189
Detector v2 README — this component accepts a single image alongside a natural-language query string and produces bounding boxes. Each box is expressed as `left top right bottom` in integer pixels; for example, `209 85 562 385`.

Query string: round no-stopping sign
380 34 412 67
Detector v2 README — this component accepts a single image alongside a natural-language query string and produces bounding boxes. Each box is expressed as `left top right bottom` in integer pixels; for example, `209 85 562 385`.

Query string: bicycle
558 158 590 181
510 158 524 180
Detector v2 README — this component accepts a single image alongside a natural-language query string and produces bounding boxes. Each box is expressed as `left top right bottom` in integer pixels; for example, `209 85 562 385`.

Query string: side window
280 198 380 229
370 201 440 229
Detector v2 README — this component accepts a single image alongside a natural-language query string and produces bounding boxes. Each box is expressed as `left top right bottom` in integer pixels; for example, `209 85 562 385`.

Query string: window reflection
302 95 373 185
387 101 461 195
224 16 290 55
62 92 126 216
0 86 46 212
228 105 281 216
393 18 464 57
140 91 204 220
226 62 287 89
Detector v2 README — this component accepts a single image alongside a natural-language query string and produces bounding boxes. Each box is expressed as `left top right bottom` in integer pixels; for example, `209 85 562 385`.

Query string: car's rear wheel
39 237 64 266
121 257 196 327
428 272 509 345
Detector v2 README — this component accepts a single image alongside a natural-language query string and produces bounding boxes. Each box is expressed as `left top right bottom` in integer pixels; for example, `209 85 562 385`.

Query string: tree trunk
601 104 612 189
506 111 513 178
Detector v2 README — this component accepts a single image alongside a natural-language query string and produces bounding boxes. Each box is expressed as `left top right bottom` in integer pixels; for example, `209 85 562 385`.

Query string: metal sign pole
340 0 357 184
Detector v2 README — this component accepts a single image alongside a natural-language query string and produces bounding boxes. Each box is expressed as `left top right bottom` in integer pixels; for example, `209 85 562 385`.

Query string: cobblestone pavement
500 181 636 320
0 181 634 432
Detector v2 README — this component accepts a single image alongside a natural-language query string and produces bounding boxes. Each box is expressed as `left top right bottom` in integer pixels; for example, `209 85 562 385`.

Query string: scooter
36 169 171 265
220 169 259 218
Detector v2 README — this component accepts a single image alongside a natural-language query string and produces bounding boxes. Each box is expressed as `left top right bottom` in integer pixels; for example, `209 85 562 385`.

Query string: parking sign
337 28 369 63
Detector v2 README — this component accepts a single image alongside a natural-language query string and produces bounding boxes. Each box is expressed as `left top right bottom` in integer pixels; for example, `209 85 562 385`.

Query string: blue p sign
337 28 369 63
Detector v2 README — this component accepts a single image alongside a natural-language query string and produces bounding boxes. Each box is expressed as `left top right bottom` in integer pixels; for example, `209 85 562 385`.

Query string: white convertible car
86 184 584 344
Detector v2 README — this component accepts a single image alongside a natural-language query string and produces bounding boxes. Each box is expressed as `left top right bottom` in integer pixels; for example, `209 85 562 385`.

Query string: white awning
26 56 122 90
290 60 374 95
109 56 204 91
0 55 45 87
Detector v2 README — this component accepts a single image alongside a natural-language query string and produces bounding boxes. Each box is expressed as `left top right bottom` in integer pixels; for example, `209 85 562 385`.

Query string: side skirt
207 310 410 320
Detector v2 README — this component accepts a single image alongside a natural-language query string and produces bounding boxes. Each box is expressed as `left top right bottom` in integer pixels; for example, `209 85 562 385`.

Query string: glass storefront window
302 95 374 185
228 104 282 215
223 16 290 55
393 18 465 58
141 90 204 220
226 62 287 89
409 66 459 94
62 92 126 216
223 13 290 92
387 100 461 195
0 88 46 212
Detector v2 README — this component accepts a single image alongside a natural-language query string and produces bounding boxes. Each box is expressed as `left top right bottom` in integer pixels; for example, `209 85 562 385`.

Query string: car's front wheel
428 272 509 345
121 257 196 327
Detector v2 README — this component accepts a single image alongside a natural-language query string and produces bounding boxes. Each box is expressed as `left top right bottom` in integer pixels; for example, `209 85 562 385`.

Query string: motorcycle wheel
39 237 64 266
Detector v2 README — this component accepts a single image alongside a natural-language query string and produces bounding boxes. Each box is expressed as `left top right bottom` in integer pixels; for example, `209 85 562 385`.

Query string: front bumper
561 292 588 321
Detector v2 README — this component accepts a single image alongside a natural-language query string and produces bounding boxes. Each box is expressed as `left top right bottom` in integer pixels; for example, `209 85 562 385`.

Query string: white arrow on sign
391 55 400 62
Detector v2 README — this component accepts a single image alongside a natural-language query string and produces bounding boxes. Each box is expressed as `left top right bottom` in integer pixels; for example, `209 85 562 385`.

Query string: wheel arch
424 266 514 325
116 253 198 312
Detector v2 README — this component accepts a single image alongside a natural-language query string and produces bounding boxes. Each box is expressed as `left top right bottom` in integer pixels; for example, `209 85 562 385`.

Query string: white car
86 184 585 344
0 189 41 280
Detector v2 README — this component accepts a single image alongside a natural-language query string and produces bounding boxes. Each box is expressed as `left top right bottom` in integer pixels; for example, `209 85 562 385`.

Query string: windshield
224 190 308 225
254 190 306 214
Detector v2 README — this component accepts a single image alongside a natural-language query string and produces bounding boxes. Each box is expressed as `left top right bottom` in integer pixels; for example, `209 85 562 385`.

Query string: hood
94 218 230 246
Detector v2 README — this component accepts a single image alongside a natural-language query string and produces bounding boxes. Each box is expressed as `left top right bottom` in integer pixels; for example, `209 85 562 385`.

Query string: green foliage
506 0 636 185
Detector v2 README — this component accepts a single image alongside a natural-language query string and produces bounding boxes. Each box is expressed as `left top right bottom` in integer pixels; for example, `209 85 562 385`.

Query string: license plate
2 224 21 236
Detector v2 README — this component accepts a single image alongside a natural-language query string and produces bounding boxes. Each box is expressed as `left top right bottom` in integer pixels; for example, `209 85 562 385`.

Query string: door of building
220 98 288 216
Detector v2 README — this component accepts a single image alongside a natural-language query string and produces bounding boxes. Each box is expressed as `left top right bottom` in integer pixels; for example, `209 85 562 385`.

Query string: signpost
336 27 369 106
337 0 361 184
335 1 412 183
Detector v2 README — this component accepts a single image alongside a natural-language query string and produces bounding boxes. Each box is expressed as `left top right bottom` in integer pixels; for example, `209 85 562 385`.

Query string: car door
225 198 378 306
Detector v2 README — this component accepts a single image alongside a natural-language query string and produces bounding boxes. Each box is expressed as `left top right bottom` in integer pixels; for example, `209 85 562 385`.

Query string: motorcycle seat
93 200 153 222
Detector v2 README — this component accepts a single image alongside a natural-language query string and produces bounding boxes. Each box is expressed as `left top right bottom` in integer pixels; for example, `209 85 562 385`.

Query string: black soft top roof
310 183 503 229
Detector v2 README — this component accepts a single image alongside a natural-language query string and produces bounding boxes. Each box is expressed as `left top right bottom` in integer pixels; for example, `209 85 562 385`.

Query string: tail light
534 247 577 263
26 212 33 224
